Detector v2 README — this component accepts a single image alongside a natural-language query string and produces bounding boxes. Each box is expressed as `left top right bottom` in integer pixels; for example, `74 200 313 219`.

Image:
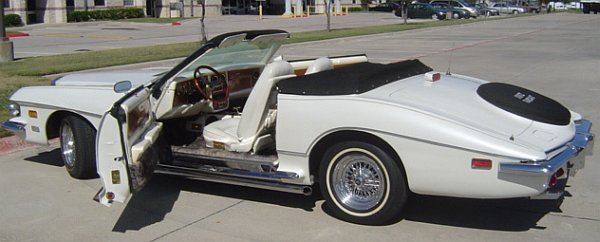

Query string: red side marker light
471 159 492 170
106 192 115 200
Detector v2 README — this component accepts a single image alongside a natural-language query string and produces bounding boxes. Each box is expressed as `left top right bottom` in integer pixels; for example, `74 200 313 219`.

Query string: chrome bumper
499 119 594 176
1 121 26 139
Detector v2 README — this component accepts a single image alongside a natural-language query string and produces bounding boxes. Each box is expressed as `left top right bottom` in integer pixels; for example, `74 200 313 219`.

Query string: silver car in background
489 2 527 14
430 0 480 18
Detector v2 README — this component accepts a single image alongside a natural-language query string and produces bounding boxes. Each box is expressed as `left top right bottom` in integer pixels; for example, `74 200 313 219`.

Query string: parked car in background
521 0 541 13
549 1 566 9
430 0 479 18
431 2 469 19
489 2 527 14
471 3 500 16
370 2 401 12
581 0 600 14
396 3 447 20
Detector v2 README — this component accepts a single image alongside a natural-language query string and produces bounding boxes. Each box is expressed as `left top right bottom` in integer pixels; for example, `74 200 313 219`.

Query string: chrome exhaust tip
302 186 313 196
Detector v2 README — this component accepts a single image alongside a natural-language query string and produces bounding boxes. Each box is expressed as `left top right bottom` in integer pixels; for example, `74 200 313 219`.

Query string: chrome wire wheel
60 121 76 168
320 141 408 225
331 150 386 213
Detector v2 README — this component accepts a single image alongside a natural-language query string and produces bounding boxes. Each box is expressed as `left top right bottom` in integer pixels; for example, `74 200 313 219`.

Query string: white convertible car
3 30 594 225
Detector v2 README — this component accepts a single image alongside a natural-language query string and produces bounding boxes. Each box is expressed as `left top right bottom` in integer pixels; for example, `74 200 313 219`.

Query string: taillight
548 168 565 188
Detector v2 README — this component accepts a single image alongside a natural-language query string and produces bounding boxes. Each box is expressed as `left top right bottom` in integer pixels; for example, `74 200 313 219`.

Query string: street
1 13 599 242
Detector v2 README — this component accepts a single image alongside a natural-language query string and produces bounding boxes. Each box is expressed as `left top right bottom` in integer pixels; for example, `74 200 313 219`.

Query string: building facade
3 0 359 25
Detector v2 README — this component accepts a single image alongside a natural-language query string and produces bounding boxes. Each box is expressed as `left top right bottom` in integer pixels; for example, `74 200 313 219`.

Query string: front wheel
513 10 519 14
60 115 97 179
319 141 408 225
432 14 439 20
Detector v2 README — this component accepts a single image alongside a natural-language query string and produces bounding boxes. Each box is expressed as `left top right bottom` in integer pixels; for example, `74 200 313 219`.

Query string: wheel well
46 111 96 139
309 130 407 183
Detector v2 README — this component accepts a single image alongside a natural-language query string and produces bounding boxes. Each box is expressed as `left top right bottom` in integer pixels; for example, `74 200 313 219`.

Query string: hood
366 73 575 153
52 69 168 88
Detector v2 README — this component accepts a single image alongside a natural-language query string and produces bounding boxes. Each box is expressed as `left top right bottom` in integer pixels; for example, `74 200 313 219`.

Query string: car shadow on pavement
24 148 64 167
400 194 564 231
112 173 320 232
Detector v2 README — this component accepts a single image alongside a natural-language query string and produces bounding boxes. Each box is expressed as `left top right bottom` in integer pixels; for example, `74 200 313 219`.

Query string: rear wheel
512 10 519 14
453 12 460 19
60 116 97 179
432 14 439 20
319 141 407 225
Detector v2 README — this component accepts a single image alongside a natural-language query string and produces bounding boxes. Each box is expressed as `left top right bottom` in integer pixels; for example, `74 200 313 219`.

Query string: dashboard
151 66 263 120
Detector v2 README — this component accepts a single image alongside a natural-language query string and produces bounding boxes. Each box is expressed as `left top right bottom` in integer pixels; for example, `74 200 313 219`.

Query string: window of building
3 0 9 8
124 0 134 6
94 0 105 6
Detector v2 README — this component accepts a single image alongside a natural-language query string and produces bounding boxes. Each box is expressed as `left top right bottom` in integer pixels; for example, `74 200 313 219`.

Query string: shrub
67 8 144 22
4 14 24 27
347 7 364 12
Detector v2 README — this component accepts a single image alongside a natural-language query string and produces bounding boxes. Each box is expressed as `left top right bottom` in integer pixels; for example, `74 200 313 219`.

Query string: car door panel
95 86 163 206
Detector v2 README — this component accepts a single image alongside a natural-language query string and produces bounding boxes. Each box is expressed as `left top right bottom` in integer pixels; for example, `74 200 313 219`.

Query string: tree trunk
324 0 331 32
200 0 207 44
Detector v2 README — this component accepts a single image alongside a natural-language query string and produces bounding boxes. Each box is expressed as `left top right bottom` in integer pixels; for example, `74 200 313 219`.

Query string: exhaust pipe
302 186 312 196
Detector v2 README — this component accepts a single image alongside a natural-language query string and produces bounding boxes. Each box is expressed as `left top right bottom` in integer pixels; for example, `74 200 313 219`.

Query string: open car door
95 85 164 206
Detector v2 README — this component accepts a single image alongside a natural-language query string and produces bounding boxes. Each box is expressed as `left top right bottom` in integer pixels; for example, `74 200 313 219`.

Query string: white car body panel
275 72 587 198
8 86 127 144
53 70 163 88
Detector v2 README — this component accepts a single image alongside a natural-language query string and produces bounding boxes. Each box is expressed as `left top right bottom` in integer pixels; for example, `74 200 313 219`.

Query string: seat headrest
305 57 334 75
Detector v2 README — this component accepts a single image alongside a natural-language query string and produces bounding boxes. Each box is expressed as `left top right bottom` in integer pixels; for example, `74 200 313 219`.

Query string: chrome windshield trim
500 119 594 175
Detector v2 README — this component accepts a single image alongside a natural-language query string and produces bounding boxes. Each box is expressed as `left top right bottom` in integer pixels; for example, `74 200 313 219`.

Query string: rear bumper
499 119 594 199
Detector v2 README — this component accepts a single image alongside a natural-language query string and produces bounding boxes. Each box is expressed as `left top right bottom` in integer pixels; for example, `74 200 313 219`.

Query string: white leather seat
305 57 334 74
203 60 295 153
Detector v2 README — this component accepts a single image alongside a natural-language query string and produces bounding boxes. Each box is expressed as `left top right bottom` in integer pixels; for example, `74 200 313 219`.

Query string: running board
156 164 312 196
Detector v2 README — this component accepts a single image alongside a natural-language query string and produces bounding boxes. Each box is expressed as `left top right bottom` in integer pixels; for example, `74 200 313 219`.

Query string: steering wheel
193 65 229 102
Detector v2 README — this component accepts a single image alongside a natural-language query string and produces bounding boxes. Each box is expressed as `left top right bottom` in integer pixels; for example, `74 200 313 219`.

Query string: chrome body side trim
155 164 311 196
499 119 594 176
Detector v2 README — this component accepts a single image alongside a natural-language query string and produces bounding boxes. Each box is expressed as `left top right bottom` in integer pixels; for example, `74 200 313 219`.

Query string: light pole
0 0 15 62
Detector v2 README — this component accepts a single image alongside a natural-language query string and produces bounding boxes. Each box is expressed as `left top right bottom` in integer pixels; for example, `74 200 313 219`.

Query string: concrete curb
7 33 30 38
0 135 38 155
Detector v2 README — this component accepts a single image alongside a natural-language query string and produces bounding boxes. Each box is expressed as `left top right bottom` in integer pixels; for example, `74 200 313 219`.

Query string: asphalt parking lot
1 13 599 242
9 12 429 59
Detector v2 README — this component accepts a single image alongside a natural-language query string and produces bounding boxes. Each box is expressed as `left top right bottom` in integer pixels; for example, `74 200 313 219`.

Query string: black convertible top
277 59 433 96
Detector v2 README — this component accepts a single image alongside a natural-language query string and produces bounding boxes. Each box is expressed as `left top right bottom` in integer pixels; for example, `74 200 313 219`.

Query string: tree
324 0 331 32
199 0 207 44
361 0 371 11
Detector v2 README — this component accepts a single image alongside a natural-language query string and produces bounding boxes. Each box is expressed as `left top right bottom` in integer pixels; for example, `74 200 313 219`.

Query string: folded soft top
278 59 433 96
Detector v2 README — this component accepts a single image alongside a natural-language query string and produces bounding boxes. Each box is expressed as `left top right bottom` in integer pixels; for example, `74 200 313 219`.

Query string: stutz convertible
3 30 594 225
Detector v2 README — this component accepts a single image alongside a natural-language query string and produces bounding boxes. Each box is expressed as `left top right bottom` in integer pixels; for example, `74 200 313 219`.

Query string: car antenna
446 42 454 76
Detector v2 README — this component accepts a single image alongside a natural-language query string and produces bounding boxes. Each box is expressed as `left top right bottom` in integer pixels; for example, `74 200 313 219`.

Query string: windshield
150 30 288 98
178 40 277 78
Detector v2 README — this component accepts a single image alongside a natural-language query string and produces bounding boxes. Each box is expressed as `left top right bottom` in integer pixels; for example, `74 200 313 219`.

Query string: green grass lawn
0 14 526 138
